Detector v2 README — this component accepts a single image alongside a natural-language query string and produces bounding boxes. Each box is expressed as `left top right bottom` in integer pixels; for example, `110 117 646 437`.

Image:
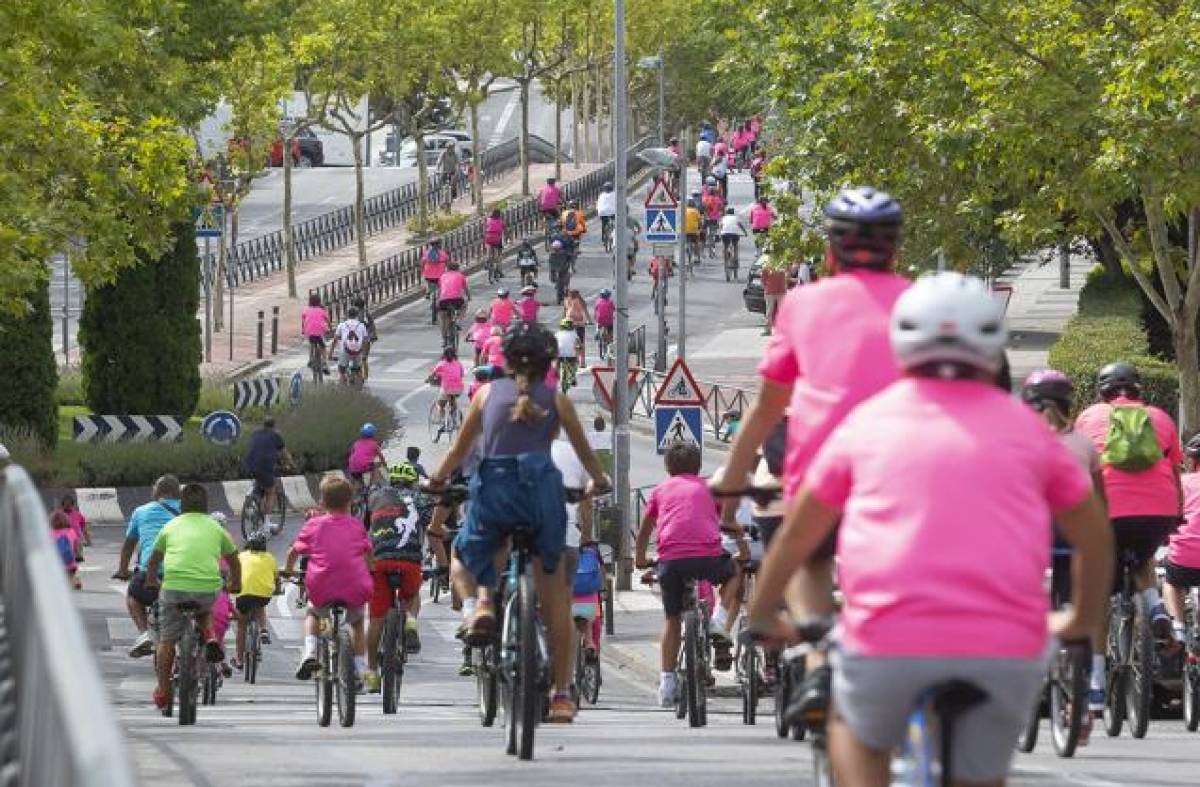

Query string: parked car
379 132 472 166
270 126 324 167
742 260 765 314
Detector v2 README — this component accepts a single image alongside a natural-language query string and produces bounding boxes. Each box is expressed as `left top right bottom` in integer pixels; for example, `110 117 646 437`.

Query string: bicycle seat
174 600 204 612
923 680 989 722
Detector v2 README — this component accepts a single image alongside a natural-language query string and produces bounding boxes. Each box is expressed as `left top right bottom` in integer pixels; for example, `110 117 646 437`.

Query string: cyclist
548 240 572 297
300 293 330 375
231 532 278 672
516 240 539 285
436 260 470 338
484 209 506 269
562 288 590 364
1075 362 1184 641
701 183 723 243
144 484 242 710
538 177 562 225
711 147 729 200
593 289 615 356
483 325 507 371
490 288 515 331
625 220 642 279
635 443 747 706
468 309 492 366
242 418 289 533
649 254 672 309
468 364 494 401
422 238 450 319
517 285 541 324
749 196 775 249
560 200 587 256
596 182 616 248
699 121 717 144
351 296 378 377
695 136 713 182
114 474 181 658
750 148 768 201
712 187 910 724
745 273 1112 787
1164 434 1200 643
285 476 373 683
718 206 748 265
406 446 429 481
684 198 703 264
429 346 466 435
430 321 611 723
347 423 386 489
328 306 370 385
555 318 580 390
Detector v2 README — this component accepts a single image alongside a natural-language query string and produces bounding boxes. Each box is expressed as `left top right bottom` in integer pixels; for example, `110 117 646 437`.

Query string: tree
506 4 570 195
79 221 202 419
0 280 57 446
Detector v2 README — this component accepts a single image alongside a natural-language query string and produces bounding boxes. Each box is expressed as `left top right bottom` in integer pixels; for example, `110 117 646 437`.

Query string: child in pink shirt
517 287 540 323
301 293 331 372
635 443 746 706
55 492 89 561
51 510 81 589
467 311 492 365
429 347 465 430
483 326 506 371
1164 437 1200 640
468 365 493 401
490 291 515 328
484 210 505 250
285 476 374 682
346 424 385 483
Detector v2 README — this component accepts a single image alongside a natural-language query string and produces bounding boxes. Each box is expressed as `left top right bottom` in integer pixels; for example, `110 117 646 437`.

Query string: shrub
56 367 86 406
196 379 236 415
1 424 57 486
429 212 468 234
0 282 58 447
273 386 402 474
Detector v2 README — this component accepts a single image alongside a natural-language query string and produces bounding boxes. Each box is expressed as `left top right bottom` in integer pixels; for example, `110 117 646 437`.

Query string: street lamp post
612 0 633 591
676 130 688 360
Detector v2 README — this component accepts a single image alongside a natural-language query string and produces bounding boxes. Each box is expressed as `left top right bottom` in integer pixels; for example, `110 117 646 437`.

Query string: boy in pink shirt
285 476 374 682
51 510 82 590
346 423 385 485
490 289 515 328
1165 435 1200 640
517 286 540 323
635 443 747 707
300 293 330 371
467 310 492 366
745 273 1111 786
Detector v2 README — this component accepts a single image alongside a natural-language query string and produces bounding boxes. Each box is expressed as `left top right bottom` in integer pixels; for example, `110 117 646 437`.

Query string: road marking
489 91 520 148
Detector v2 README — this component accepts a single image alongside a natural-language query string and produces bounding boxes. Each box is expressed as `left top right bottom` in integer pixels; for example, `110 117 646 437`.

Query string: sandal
464 603 496 646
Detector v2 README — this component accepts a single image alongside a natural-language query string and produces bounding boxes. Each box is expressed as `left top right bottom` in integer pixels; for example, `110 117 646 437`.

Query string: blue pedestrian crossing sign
645 207 678 242
655 406 704 456
194 204 225 238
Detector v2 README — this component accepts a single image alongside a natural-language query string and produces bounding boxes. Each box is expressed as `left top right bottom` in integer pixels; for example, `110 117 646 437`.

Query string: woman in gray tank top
431 321 610 723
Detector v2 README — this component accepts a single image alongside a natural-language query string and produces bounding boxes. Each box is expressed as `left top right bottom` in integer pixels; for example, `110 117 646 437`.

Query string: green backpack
1101 405 1163 472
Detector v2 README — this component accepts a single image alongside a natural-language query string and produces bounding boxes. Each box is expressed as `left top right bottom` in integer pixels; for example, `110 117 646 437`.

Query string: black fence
312 136 654 326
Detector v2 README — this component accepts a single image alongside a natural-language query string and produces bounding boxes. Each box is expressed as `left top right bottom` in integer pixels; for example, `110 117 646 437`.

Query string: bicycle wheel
477 644 499 726
336 628 357 727
1126 595 1154 739
316 638 333 727
811 738 835 787
1049 646 1088 757
428 399 445 444
381 609 401 715
240 494 262 542
572 638 585 706
1185 648 1200 732
774 659 792 738
684 611 703 727
1103 599 1128 737
1015 681 1041 752
178 625 197 726
245 619 260 684
515 565 539 760
742 642 759 725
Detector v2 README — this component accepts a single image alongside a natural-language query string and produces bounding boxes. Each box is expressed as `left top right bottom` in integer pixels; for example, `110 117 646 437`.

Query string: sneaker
458 660 476 677
230 657 243 671
1151 605 1175 640
364 670 381 694
204 639 224 664
295 655 319 681
658 676 678 708
786 664 831 729
1088 688 1105 713
547 692 576 723
129 631 155 658
405 623 422 654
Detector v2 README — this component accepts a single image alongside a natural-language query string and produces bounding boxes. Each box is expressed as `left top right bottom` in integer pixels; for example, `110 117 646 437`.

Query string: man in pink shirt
749 196 775 251
436 260 469 312
1075 361 1183 638
285 476 373 683
537 177 562 220
635 443 748 706
422 238 449 324
714 187 909 720
1165 434 1200 641
746 273 1112 786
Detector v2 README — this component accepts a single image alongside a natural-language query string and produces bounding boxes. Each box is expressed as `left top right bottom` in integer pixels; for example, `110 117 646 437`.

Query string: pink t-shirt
347 438 382 474
1169 473 1200 568
438 270 468 301
1074 397 1182 519
211 590 232 642
645 474 723 561
749 204 775 231
518 296 540 323
484 217 505 246
713 141 728 159
808 378 1092 658
292 513 372 609
758 270 910 497
594 297 615 327
432 359 465 394
490 298 515 327
66 508 87 539
469 321 492 346
732 130 749 151
301 306 329 338
422 250 449 281
484 335 506 368
538 185 561 212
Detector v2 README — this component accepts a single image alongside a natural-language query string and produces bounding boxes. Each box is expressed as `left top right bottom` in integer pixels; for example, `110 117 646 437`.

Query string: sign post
645 176 678 373
195 205 225 364
652 357 705 457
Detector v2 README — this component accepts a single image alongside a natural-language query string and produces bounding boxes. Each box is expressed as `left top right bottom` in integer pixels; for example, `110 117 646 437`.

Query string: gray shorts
159 590 217 643
832 650 1047 783
307 603 365 625
337 348 365 370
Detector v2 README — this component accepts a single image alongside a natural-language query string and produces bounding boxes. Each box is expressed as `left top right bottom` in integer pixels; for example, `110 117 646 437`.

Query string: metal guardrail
607 368 751 441
314 136 655 325
205 134 562 290
0 465 136 787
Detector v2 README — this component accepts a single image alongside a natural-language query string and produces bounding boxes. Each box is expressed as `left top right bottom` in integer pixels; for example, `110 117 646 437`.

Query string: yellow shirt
684 206 702 235
238 550 278 598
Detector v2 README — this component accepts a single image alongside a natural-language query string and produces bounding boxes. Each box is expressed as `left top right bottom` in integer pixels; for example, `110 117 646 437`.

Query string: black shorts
1113 517 1178 565
439 298 465 313
307 335 326 348
235 595 271 615
128 569 159 606
1165 560 1200 588
753 516 782 550
658 555 736 617
252 473 276 493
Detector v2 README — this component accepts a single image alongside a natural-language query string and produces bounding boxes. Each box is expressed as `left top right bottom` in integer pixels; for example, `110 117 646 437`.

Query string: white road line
489 91 520 148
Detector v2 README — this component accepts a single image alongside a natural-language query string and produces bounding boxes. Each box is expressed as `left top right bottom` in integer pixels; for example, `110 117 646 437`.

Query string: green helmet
389 463 418 486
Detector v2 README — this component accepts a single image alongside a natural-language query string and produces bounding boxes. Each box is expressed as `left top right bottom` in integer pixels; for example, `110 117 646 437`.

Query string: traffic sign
654 357 704 406
591 366 641 412
72 415 183 443
656 406 704 456
645 207 678 242
193 204 225 238
234 377 282 409
644 176 678 209
289 369 305 406
202 410 242 446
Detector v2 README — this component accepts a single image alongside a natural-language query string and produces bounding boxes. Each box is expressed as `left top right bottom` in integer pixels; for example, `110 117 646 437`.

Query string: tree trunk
581 77 593 165
283 131 297 297
470 99 484 215
592 64 603 162
554 78 562 181
1175 312 1200 436
519 79 531 196
352 132 368 266
416 130 430 232
571 73 581 170
213 206 227 331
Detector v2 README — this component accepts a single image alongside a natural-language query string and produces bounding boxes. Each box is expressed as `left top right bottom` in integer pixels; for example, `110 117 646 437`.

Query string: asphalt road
79 171 1200 785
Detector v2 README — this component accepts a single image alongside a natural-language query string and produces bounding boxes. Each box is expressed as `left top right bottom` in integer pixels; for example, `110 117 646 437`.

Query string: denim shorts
455 454 566 587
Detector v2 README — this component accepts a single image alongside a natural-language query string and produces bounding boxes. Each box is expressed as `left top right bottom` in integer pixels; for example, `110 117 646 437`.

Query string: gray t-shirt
1061 429 1101 477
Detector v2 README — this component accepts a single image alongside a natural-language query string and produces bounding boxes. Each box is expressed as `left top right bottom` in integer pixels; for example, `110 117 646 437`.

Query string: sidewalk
1001 255 1089 384
201 161 600 379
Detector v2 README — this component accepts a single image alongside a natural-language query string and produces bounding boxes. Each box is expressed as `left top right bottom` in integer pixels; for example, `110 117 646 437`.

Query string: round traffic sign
202 409 242 446
289 369 304 406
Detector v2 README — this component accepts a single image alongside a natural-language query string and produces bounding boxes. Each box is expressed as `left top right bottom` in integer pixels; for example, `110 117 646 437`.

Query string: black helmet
824 187 902 269
1021 369 1074 412
1186 433 1200 459
502 321 557 374
1096 362 1140 400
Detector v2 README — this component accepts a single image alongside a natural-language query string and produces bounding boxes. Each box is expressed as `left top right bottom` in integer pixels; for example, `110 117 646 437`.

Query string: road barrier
0 465 137 787
593 366 751 442
313 137 655 326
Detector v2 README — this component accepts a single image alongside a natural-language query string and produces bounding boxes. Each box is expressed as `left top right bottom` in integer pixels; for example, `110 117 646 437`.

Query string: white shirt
335 319 367 345
695 140 712 160
720 215 743 236
596 191 617 218
555 330 578 359
712 157 728 177
551 439 589 548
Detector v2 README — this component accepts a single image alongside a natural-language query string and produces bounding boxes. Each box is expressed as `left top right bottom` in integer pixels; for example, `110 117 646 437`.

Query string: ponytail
510 372 548 425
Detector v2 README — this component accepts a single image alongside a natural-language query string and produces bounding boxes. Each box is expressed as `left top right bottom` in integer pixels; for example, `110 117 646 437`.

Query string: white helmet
890 272 1007 374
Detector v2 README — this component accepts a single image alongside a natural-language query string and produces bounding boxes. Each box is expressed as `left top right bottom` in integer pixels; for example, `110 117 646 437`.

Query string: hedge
1047 267 1178 414
0 282 58 446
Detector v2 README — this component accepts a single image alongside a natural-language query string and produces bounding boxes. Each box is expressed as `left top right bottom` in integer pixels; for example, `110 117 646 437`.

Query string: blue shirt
126 499 181 572
243 428 285 478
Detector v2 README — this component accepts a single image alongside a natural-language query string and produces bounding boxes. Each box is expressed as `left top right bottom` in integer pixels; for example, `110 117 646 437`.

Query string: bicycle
601 216 614 253
201 659 222 706
438 302 463 353
378 567 438 715
163 601 207 726
641 563 711 728
733 539 770 726
1182 583 1200 731
308 341 326 385
486 244 503 284
722 237 741 282
428 395 462 444
686 236 701 276
554 262 571 306
596 325 614 365
243 613 264 685
543 214 560 251
557 358 578 394
240 481 287 541
572 608 602 706
703 222 719 259
1102 547 1156 739
289 575 358 728
427 280 440 326
344 353 366 390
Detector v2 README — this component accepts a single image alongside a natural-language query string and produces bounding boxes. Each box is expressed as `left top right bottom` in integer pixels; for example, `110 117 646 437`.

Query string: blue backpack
54 533 74 567
573 546 603 595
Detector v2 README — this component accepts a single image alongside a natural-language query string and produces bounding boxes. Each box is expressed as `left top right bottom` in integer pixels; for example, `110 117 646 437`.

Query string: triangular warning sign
658 410 700 450
644 176 678 208
654 357 704 406
590 365 642 412
648 210 673 234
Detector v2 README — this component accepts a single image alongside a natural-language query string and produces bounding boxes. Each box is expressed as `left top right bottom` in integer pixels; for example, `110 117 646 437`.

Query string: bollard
271 305 280 355
257 310 264 359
